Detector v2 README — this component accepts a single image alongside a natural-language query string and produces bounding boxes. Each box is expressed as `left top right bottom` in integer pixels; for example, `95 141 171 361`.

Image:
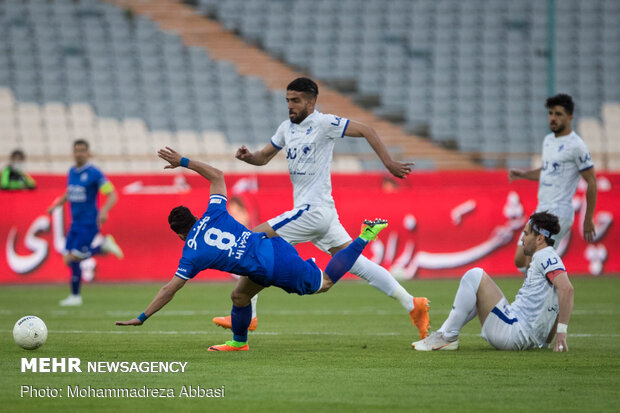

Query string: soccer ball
13 315 48 350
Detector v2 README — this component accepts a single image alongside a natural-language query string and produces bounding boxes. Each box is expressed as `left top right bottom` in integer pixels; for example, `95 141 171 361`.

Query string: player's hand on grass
235 145 252 162
554 333 568 352
158 147 182 169
115 318 143 326
386 160 415 179
583 218 596 242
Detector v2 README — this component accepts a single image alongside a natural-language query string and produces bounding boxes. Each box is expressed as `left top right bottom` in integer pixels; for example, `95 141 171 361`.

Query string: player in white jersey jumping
509 94 597 273
413 211 574 352
213 77 430 339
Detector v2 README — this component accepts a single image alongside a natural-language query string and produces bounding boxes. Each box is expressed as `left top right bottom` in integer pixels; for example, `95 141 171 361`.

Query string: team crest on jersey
542 161 562 176
305 126 313 135
80 173 87 182
299 144 315 163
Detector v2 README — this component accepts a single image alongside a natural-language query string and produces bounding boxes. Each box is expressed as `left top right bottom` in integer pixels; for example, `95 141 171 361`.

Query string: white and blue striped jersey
175 195 274 281
537 131 594 218
511 246 566 347
270 110 350 208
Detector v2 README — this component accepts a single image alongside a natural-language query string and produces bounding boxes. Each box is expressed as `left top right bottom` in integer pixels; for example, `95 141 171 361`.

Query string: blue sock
231 304 252 343
325 237 367 283
70 261 82 295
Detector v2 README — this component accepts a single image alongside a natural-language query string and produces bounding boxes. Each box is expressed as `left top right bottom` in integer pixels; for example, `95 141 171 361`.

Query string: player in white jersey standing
413 211 574 352
212 77 430 339
509 94 597 273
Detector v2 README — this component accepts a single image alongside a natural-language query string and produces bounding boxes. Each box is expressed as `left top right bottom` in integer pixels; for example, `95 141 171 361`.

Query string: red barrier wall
1 171 617 283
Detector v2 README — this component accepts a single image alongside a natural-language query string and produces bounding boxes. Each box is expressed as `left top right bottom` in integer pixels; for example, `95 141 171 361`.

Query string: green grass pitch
1 277 619 413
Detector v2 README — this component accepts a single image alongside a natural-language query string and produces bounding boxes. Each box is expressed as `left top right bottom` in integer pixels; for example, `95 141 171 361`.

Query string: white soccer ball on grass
13 315 48 350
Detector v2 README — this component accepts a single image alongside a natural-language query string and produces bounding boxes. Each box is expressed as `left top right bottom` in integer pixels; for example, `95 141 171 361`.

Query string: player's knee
462 267 484 289
63 254 77 265
514 248 526 268
316 277 333 294
230 289 252 307
514 255 525 268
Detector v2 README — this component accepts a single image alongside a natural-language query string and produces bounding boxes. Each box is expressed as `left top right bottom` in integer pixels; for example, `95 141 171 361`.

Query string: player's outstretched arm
344 120 414 179
157 147 226 196
551 272 574 352
47 193 67 214
115 276 187 326
235 143 279 166
508 167 541 182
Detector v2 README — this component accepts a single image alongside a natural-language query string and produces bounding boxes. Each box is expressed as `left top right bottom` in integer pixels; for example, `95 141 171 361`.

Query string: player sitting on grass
413 211 574 352
115 147 388 352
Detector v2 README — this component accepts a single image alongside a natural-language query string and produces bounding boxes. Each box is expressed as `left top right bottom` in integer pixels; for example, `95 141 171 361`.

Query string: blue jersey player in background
115 147 388 352
47 139 123 306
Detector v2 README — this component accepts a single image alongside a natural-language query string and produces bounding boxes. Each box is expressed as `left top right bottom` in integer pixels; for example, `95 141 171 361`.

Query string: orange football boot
212 315 258 331
410 297 431 339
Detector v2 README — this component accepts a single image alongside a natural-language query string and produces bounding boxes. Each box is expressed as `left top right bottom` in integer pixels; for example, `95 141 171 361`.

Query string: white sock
438 267 483 340
250 295 258 318
349 255 414 312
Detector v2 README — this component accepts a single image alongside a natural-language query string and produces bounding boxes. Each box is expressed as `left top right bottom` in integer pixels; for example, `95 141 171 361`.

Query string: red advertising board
1 171 617 284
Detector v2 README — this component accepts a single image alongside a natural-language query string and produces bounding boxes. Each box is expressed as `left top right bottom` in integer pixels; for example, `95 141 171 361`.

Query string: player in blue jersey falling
214 77 430 340
115 147 388 352
47 140 123 306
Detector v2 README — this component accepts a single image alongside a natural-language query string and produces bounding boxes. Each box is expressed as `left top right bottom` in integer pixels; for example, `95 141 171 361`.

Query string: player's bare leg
213 276 261 331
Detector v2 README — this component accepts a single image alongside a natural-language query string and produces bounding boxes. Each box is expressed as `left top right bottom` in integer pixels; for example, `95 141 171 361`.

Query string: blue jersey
175 194 275 281
66 163 108 226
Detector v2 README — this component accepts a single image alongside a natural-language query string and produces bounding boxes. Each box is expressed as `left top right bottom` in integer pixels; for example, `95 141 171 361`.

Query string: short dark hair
10 149 25 160
529 211 561 247
73 139 90 150
545 94 574 115
287 77 318 99
168 206 197 235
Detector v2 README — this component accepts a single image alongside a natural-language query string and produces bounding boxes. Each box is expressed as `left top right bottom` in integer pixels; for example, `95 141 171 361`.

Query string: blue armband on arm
137 312 148 323
180 157 190 168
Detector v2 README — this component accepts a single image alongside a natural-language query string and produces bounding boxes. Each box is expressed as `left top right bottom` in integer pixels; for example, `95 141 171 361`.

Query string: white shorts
267 204 352 253
518 214 573 250
481 298 536 350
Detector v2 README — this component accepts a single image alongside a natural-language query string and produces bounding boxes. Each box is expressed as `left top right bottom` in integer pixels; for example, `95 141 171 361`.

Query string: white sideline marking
0 308 617 317
104 309 617 316
0 329 618 338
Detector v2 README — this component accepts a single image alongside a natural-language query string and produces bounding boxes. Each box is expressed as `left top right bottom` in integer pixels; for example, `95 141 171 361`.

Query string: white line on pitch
1 329 618 338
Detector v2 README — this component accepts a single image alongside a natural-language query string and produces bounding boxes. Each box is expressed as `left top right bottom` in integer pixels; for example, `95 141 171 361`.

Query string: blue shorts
65 224 99 259
249 237 322 295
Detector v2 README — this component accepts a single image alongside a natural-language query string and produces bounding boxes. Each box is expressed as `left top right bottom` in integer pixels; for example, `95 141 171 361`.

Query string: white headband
529 220 551 238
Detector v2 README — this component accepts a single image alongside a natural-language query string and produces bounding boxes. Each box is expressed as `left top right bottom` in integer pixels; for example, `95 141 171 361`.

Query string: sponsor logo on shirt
330 116 342 126
68 185 87 202
541 257 559 270
578 153 592 164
